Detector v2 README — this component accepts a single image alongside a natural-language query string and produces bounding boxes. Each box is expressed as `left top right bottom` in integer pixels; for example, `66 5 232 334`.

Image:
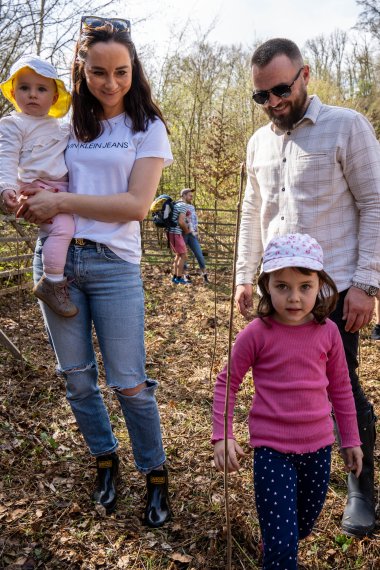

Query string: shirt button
281 187 285 192
281 216 284 220
287 131 291 135
283 158 286 162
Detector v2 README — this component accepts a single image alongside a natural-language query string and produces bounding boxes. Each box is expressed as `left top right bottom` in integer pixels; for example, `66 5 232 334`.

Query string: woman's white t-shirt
65 113 173 264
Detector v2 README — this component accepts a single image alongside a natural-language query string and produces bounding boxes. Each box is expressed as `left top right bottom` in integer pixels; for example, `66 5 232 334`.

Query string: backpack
150 194 176 230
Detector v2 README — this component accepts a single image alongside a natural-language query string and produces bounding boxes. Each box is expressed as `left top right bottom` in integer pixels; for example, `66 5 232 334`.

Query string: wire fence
0 214 37 298
0 208 236 298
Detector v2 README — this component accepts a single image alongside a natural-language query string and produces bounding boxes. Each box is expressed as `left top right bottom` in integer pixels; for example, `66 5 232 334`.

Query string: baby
0 55 77 317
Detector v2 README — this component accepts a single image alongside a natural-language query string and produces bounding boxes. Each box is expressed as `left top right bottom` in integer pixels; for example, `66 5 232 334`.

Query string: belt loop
96 242 101 253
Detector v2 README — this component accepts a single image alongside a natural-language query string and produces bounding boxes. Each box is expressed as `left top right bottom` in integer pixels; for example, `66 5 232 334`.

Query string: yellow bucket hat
0 54 71 118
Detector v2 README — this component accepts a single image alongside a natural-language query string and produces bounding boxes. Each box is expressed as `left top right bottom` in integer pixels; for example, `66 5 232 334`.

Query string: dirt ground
0 265 379 569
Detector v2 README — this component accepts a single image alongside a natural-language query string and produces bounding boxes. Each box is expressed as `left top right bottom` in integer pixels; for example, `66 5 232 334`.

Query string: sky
130 0 363 55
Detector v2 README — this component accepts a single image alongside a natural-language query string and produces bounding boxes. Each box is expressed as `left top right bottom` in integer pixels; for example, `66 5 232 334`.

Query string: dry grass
0 264 379 569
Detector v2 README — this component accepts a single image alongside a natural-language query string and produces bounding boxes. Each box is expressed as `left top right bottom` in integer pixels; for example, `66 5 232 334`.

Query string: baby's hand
340 446 363 478
1 189 18 212
214 438 246 473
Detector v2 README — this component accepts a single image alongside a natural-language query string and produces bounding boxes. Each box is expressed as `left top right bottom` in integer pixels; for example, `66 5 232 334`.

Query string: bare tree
330 29 348 94
0 0 121 117
304 34 333 81
355 0 380 42
346 36 376 97
156 33 254 201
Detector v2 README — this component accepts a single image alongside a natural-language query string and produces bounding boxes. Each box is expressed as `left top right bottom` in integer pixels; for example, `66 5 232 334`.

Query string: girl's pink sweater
212 317 361 453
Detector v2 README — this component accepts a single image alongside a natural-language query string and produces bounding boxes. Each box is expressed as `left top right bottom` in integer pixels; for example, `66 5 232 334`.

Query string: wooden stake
223 162 246 569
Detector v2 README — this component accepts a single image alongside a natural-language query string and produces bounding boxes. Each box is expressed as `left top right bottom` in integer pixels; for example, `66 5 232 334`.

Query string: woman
18 16 172 527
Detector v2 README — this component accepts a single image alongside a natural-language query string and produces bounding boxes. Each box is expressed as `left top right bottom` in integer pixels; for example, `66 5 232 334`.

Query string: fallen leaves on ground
0 265 379 569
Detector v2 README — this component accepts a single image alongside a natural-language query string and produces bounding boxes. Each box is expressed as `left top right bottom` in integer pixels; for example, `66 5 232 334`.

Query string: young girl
0 55 77 317
212 233 363 569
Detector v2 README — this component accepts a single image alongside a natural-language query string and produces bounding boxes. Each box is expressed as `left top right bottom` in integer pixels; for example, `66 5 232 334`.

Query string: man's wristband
351 281 379 296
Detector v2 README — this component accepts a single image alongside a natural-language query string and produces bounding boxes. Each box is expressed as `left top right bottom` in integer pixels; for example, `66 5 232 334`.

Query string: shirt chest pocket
291 152 341 189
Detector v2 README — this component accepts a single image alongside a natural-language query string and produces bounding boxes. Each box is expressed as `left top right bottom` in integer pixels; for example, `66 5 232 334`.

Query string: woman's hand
16 183 59 224
214 438 246 473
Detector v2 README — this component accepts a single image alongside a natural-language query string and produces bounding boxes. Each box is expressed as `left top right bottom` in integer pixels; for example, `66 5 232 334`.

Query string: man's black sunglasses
252 67 304 105
81 16 131 34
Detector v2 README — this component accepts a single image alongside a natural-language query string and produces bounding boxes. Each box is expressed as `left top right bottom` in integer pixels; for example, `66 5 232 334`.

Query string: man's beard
265 89 308 131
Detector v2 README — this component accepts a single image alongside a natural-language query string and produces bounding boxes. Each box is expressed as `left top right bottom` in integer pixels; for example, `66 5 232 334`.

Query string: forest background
2 0 380 208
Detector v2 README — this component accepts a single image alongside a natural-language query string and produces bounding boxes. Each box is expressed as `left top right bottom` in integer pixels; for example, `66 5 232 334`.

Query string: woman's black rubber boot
93 453 119 514
144 466 171 528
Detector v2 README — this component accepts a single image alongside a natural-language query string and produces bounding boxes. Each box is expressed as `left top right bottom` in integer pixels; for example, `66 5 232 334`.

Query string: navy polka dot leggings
254 446 331 569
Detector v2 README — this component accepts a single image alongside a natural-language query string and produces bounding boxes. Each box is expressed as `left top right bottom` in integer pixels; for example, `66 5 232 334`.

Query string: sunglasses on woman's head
252 66 304 105
81 16 131 34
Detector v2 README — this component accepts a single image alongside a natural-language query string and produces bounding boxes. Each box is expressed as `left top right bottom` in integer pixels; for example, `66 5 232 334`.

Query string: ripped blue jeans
33 239 166 472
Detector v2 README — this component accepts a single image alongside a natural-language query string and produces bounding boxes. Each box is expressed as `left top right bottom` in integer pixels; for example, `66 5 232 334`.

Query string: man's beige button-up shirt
237 95 380 292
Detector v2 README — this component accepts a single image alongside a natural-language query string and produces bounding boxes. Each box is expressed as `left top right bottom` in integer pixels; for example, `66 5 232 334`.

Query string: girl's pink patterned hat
263 233 324 273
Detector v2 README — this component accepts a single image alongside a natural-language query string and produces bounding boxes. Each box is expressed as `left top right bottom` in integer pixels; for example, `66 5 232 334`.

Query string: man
180 188 209 284
167 197 191 285
235 37 380 537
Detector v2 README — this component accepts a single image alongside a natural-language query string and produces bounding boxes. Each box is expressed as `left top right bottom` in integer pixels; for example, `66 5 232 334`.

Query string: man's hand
342 287 375 333
340 446 363 478
235 284 253 319
214 439 246 473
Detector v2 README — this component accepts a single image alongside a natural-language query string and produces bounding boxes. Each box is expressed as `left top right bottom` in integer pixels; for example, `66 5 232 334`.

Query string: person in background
17 17 172 527
235 37 379 537
0 55 77 317
180 188 209 284
214 233 362 570
167 195 191 285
